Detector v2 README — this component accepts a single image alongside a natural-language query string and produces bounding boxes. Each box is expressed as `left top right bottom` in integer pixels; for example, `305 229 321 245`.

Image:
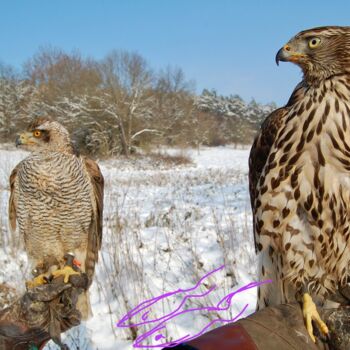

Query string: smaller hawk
9 117 104 319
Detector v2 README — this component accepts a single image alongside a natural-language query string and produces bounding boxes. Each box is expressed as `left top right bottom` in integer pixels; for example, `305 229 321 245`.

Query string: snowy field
0 145 258 349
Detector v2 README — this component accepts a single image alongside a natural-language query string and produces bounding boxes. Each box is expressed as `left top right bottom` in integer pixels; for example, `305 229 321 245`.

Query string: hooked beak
275 47 285 66
15 132 35 147
15 135 22 147
275 44 306 66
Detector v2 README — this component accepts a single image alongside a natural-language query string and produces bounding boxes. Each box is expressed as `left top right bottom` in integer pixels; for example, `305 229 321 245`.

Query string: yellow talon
26 273 49 289
303 293 329 343
52 265 80 283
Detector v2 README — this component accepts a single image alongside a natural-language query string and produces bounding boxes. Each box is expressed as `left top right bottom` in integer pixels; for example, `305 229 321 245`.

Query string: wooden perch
0 272 88 350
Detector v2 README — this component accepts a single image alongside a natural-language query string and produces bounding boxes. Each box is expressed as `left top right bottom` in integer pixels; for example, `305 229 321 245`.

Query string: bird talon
303 293 329 343
26 273 49 289
52 265 80 283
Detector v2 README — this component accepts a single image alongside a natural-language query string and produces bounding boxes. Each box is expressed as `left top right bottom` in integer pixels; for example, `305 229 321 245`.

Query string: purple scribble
116 265 271 348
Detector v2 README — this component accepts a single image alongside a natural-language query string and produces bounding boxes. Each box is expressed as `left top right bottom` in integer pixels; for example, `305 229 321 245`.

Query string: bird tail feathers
77 290 92 320
257 248 296 310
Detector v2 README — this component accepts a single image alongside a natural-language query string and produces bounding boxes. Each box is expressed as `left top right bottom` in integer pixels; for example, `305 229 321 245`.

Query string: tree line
0 47 276 157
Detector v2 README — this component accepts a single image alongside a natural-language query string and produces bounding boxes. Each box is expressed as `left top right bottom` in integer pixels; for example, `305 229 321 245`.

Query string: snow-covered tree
0 50 278 154
0 76 39 141
195 90 276 145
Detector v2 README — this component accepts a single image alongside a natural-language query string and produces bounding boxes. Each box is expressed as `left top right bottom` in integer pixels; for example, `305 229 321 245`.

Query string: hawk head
16 117 74 153
276 26 350 84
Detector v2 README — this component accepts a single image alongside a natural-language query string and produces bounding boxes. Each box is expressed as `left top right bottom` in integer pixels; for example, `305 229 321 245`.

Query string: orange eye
33 130 41 137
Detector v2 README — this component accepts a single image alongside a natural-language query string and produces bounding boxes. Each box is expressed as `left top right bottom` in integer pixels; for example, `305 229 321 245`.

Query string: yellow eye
309 37 321 49
33 130 41 137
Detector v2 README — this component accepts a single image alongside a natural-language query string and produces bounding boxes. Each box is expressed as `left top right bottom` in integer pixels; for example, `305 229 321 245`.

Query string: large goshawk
9 117 104 319
249 26 350 342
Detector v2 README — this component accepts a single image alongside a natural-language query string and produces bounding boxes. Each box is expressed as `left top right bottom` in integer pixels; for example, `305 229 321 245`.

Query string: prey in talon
9 117 104 319
249 26 350 343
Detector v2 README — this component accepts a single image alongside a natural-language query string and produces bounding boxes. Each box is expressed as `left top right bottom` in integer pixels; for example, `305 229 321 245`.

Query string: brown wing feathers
8 166 18 233
249 83 306 253
249 107 287 252
84 157 104 285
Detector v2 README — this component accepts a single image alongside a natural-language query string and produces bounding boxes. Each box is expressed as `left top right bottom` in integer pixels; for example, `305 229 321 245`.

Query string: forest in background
0 47 276 157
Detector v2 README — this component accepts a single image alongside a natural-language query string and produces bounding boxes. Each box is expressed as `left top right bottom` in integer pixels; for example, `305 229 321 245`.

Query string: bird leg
302 293 329 342
52 253 81 284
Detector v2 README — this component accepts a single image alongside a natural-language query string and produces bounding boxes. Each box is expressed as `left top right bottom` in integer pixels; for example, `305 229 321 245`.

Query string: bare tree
0 47 274 155
0 66 39 141
98 50 154 156
153 66 196 146
23 46 101 103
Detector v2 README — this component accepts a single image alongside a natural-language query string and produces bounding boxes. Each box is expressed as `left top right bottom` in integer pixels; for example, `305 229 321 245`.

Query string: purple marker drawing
133 301 250 348
116 265 271 348
117 264 226 328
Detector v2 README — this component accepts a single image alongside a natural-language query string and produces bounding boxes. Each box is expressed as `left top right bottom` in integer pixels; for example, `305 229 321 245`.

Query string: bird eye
308 37 321 49
33 130 42 137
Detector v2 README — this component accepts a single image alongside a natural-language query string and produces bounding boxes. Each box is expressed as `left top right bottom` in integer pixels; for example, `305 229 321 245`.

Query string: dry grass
146 151 193 166
0 283 18 309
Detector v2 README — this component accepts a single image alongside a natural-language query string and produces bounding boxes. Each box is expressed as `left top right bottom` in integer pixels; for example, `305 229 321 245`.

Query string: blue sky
1 1 349 105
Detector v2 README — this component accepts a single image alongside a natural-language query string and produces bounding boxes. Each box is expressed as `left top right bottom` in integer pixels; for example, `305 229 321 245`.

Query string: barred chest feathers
17 152 90 203
15 152 93 261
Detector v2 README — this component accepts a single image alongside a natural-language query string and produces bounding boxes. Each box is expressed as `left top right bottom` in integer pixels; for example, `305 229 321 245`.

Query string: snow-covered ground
0 145 258 349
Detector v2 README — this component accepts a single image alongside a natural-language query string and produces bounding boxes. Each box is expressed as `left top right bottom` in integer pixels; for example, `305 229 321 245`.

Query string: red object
184 324 257 350
73 259 81 267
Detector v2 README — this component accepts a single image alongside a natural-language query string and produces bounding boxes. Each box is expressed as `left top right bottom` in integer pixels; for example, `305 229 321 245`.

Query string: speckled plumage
9 118 104 318
249 26 350 309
